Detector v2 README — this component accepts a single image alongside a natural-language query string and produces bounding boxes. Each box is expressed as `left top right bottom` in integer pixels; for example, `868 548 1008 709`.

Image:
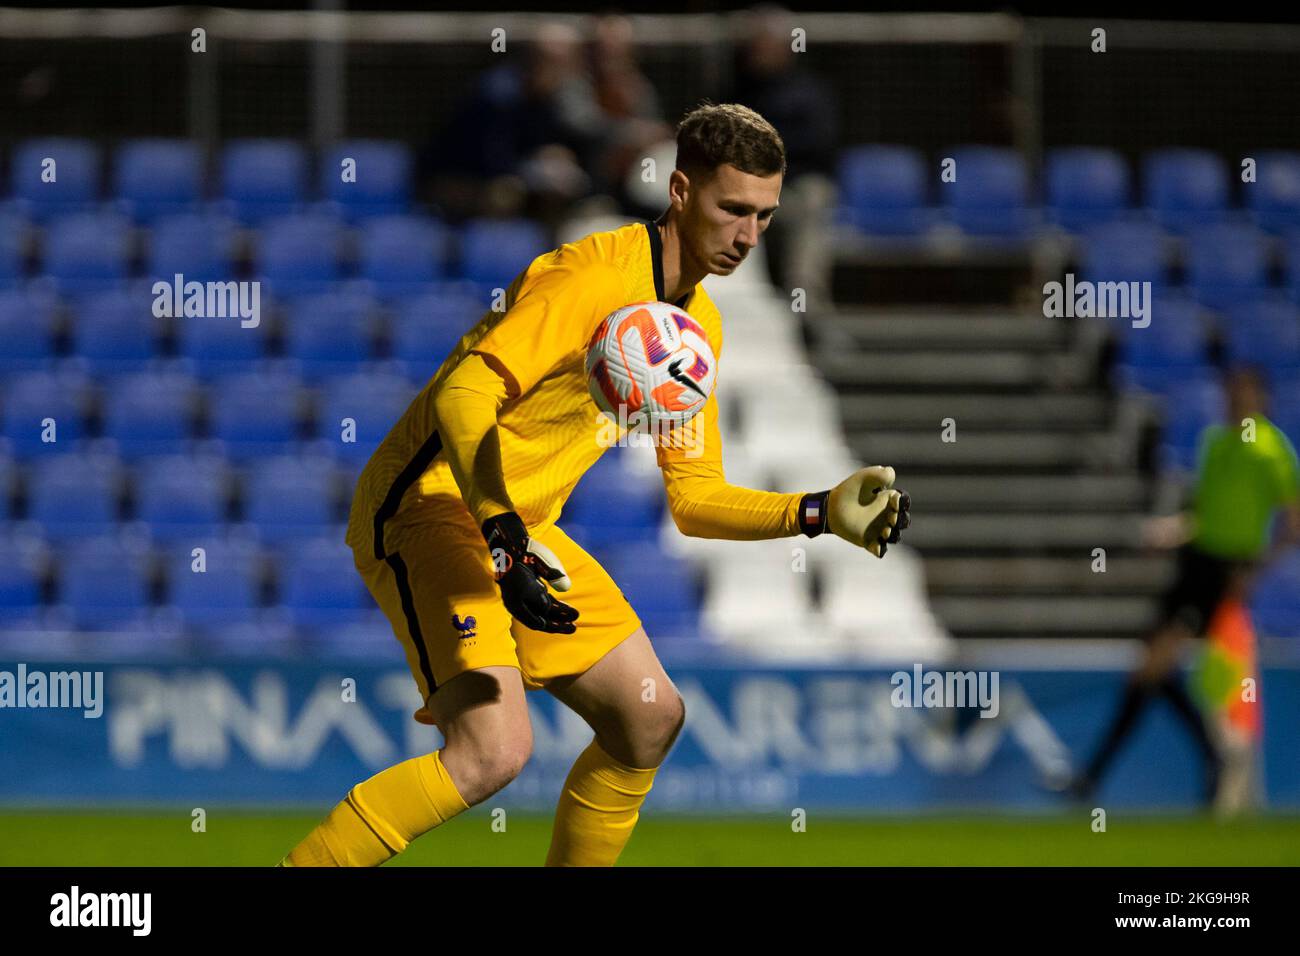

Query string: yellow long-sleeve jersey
345 219 814 562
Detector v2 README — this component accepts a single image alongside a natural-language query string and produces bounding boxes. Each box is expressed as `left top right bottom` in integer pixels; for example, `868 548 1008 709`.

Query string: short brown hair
675 101 786 179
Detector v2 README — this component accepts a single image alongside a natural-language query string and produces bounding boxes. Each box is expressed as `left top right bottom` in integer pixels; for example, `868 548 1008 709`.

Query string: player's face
684 163 781 275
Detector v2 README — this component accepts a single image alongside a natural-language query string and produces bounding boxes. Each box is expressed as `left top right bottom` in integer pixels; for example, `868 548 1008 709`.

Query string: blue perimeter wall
1 658 1296 812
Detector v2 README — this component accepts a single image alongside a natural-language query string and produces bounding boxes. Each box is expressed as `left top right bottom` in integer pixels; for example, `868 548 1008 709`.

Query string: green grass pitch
1 810 1297 866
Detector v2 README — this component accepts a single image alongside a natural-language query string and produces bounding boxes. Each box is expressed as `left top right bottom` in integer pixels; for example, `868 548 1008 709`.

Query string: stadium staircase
808 294 1173 642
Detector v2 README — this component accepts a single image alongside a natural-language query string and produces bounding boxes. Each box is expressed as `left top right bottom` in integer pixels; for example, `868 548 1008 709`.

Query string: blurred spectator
586 13 673 200
419 22 604 225
729 4 841 308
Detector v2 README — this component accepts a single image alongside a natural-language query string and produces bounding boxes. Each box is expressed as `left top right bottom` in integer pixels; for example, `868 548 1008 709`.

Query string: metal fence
4 9 1299 176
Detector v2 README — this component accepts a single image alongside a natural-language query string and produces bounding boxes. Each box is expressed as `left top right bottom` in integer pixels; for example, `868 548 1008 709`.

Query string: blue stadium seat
0 535 49 630
0 290 57 375
1118 360 1219 401
275 536 372 630
1220 299 1300 376
390 293 474 376
562 453 662 550
319 140 413 220
939 146 1035 238
28 453 123 541
459 218 547 287
1269 394 1300 451
1249 551 1300 638
0 207 29 286
1045 147 1131 232
0 453 14 521
243 455 338 543
1143 149 1229 232
256 213 345 298
1246 151 1300 234
599 541 700 636
53 536 154 630
1114 295 1211 394
282 293 376 382
334 455 365 497
219 139 308 223
133 454 229 543
114 138 202 222
173 297 273 379
101 371 199 460
1157 377 1226 473
69 289 162 376
308 618 405 661
1185 223 1269 310
42 212 132 295
0 369 93 459
358 215 450 300
835 145 932 236
11 138 100 221
147 213 237 282
1080 220 1170 291
395 286 484 329
1286 232 1300 305
318 369 417 462
207 371 304 461
161 537 263 630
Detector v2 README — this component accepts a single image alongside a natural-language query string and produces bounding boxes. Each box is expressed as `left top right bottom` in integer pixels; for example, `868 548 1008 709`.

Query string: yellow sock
545 739 658 867
280 749 469 867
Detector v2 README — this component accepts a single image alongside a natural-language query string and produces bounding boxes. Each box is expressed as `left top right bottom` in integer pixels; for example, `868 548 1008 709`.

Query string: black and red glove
482 512 579 634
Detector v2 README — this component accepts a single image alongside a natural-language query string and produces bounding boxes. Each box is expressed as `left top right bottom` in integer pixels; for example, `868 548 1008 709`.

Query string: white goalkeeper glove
797 465 911 557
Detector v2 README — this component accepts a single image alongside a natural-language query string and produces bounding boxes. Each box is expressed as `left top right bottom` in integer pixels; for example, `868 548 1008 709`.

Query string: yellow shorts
353 517 643 702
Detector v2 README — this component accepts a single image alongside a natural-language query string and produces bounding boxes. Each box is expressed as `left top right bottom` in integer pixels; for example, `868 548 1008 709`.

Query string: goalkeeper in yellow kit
280 103 911 867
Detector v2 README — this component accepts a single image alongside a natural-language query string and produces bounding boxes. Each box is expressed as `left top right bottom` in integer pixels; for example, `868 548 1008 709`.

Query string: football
584 300 717 428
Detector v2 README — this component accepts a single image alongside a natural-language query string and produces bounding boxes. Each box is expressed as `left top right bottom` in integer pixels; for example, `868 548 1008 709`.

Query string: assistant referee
1071 365 1300 805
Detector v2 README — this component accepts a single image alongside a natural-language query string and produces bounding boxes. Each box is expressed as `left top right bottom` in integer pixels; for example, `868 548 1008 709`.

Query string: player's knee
667 687 687 729
665 690 686 747
630 690 686 768
477 739 532 798
445 733 532 805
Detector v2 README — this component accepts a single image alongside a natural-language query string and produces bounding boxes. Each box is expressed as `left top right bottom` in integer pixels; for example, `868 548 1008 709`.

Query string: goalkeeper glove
797 465 911 557
482 511 579 633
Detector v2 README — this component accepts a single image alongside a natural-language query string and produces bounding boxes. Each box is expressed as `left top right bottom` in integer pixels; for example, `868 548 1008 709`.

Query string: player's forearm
431 352 516 526
664 472 803 540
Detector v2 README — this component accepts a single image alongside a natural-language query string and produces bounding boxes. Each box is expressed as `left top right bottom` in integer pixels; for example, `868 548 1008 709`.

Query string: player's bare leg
425 665 534 806
548 627 685 767
280 665 530 865
542 627 686 865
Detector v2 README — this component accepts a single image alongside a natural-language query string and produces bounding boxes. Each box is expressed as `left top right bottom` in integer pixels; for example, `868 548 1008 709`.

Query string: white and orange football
584 301 717 428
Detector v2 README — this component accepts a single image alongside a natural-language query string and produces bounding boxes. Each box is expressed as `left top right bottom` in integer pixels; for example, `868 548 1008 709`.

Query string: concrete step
900 473 1149 512
830 227 1037 266
903 513 1146 551
821 311 1066 350
817 348 1050 389
840 391 1112 431
849 429 1128 470
931 595 1162 636
923 554 1174 594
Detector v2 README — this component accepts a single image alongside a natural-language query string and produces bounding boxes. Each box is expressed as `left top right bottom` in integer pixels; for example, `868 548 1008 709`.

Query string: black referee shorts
1157 544 1248 637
